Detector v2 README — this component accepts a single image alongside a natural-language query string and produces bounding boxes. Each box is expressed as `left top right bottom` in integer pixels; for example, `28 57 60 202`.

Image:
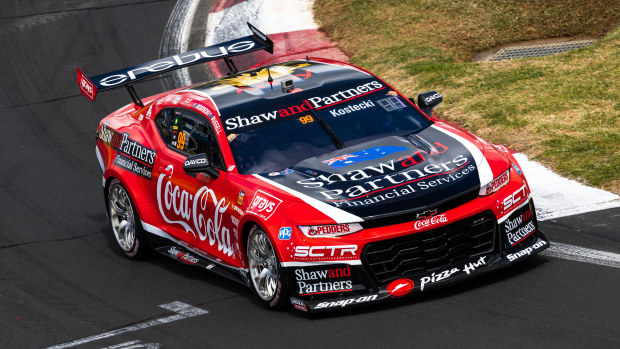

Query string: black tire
107 179 150 259
247 225 288 309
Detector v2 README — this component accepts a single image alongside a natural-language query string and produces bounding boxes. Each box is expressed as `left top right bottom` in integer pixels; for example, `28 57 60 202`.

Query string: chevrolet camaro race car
78 24 548 312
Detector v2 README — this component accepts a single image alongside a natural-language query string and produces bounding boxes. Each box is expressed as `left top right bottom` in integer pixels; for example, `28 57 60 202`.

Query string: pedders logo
157 167 233 256
413 213 447 230
246 190 282 220
387 278 415 298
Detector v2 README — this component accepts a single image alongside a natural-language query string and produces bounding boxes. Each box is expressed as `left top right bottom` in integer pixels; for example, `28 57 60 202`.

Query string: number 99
299 115 314 124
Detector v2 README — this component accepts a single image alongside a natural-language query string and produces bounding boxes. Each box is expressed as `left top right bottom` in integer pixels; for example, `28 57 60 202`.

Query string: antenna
267 66 273 90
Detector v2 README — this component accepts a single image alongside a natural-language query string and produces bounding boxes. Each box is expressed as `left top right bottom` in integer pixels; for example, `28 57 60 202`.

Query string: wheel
247 226 288 309
107 179 150 259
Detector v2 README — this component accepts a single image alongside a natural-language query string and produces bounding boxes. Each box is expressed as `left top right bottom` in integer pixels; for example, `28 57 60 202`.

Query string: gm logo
278 227 292 240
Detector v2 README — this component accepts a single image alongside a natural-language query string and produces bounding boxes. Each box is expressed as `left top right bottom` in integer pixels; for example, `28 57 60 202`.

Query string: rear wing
77 22 273 105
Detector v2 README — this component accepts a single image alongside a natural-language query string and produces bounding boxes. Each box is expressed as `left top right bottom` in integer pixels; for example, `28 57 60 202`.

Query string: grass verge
314 0 620 193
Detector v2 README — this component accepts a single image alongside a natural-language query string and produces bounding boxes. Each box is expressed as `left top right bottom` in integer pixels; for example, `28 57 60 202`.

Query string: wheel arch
240 219 286 266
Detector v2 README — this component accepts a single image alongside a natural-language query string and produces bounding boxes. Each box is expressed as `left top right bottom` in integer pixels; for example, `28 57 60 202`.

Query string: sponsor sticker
507 240 547 262
278 227 292 240
387 278 414 298
232 205 244 215
291 245 358 261
78 68 96 100
224 81 385 131
499 184 529 215
167 246 200 265
230 216 239 227
315 294 379 309
419 256 487 291
504 207 534 246
296 142 474 206
290 297 308 312
294 265 353 296
157 171 233 257
99 123 157 179
237 191 245 205
299 223 363 238
507 221 536 246
413 213 447 230
247 190 282 220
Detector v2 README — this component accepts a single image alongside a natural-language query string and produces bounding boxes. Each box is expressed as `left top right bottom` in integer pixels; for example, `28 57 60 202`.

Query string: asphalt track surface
0 1 618 348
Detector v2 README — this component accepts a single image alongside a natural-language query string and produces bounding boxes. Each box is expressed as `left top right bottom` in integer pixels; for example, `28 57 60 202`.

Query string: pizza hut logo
247 190 282 220
387 278 414 298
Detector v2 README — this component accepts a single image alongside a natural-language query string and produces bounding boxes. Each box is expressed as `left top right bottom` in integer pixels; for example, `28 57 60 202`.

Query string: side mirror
183 153 219 179
417 91 443 117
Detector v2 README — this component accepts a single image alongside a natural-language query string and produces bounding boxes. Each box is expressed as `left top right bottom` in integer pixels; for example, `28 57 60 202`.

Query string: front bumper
284 199 549 312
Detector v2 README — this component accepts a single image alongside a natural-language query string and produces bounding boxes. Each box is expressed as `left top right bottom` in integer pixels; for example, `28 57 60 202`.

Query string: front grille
362 211 497 283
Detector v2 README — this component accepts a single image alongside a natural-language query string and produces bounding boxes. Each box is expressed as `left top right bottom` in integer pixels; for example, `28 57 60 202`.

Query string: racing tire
247 226 288 309
107 179 150 259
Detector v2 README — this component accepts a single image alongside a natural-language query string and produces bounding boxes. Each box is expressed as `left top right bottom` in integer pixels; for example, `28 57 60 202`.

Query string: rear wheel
247 226 287 309
108 179 150 259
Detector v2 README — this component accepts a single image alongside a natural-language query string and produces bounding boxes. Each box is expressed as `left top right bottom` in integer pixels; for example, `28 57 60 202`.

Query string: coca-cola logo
156 166 233 256
413 213 447 230
246 190 282 220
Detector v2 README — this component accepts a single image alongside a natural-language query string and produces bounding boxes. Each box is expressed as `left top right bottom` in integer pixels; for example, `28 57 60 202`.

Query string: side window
155 108 225 170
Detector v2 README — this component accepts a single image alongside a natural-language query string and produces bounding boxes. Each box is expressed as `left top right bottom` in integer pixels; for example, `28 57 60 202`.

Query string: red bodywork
93 57 546 311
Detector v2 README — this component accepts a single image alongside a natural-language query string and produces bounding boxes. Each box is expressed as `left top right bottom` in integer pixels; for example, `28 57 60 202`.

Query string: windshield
226 83 431 174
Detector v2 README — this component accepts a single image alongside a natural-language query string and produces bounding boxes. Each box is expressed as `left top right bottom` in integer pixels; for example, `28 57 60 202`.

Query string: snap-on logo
246 190 282 220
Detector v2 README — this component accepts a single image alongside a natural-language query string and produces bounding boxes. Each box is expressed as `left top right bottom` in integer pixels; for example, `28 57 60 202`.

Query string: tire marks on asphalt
542 242 620 268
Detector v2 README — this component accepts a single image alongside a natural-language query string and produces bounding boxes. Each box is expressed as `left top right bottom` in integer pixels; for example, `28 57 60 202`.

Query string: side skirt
141 220 250 287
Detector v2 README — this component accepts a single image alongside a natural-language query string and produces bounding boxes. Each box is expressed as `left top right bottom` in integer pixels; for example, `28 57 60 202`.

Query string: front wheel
247 226 288 309
108 179 150 259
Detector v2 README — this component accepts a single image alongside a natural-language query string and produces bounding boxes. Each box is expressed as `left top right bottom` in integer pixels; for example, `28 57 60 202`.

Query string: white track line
514 154 620 221
542 242 620 268
206 0 317 45
45 301 208 349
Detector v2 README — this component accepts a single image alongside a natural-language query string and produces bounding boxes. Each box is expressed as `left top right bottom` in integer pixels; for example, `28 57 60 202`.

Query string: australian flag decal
322 146 408 169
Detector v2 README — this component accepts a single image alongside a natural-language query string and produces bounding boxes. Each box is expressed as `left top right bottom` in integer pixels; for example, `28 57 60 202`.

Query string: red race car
78 24 548 312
